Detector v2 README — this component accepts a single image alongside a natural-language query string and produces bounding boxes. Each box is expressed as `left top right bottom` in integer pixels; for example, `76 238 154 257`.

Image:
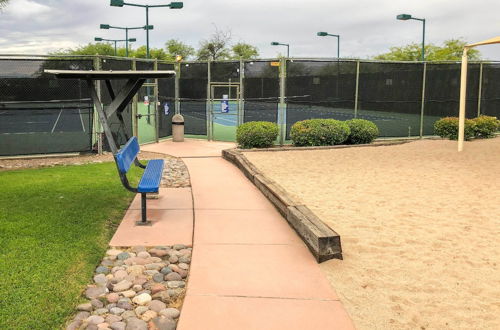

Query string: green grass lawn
0 162 142 329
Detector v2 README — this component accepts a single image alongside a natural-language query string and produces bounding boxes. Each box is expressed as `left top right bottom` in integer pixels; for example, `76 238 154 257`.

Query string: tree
197 27 231 61
375 39 481 61
0 0 9 10
231 43 259 59
52 43 116 56
165 39 195 60
133 46 171 60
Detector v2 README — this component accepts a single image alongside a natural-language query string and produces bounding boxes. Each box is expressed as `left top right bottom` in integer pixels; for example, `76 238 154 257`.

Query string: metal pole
174 62 180 115
239 59 245 126
125 28 129 57
154 59 159 143
206 60 212 140
337 35 340 59
278 57 286 145
287 45 289 58
132 59 139 138
477 62 483 116
354 60 360 118
421 19 426 61
93 56 103 154
145 6 150 59
419 62 427 137
114 41 117 56
458 48 469 152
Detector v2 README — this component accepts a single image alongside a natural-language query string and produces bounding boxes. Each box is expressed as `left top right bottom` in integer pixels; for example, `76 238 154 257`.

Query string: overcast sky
1 0 500 60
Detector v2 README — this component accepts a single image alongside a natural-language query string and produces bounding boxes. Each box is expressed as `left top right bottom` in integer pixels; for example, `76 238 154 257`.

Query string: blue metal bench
115 136 164 225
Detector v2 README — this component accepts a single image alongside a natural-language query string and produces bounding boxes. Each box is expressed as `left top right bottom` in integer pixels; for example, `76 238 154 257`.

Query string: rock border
222 140 413 262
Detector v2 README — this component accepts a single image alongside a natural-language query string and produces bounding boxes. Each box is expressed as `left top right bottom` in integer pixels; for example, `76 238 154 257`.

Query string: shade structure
458 36 500 151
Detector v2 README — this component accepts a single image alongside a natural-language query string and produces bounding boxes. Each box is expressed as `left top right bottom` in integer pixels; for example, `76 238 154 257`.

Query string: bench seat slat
138 159 164 193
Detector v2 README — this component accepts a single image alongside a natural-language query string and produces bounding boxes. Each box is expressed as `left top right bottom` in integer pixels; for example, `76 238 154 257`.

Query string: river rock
132 293 152 306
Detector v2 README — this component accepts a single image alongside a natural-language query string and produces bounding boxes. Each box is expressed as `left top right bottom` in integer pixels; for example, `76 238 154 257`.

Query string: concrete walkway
114 139 354 329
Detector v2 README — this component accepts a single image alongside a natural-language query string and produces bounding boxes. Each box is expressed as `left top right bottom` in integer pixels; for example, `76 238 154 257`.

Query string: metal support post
239 59 245 126
477 62 483 116
278 57 287 145
93 56 103 154
132 59 138 138
354 60 360 118
174 62 180 115
154 59 159 142
206 60 212 140
419 62 427 138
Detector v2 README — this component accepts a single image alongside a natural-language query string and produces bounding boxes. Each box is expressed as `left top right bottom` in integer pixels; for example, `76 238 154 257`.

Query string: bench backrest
115 137 140 174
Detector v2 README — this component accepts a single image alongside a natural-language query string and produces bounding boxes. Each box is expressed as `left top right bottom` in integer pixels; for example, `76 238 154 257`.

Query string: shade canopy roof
466 36 500 48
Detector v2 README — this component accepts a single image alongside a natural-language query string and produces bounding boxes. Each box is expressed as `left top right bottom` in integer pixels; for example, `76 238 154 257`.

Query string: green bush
290 119 350 146
236 121 279 149
345 119 379 144
472 115 499 138
434 117 475 140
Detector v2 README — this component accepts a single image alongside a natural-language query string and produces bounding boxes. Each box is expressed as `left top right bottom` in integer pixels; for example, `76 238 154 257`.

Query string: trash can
172 114 184 142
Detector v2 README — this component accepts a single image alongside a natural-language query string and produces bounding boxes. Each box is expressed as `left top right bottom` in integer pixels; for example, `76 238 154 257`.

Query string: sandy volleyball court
244 138 500 330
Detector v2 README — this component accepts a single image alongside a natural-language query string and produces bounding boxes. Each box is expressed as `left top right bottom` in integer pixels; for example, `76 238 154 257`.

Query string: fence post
206 60 212 140
154 59 159 143
132 59 138 139
175 62 180 115
419 62 427 138
278 57 286 145
477 62 483 116
354 60 360 118
239 58 245 126
93 56 103 155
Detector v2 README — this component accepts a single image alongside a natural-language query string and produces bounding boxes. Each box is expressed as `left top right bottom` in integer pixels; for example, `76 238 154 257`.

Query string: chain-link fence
1 55 499 156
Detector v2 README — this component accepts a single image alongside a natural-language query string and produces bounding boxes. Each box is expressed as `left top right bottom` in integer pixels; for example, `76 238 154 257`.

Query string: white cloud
0 0 499 59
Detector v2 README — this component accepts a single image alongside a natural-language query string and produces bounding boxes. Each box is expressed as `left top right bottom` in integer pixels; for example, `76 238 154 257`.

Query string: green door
137 86 156 144
210 84 241 142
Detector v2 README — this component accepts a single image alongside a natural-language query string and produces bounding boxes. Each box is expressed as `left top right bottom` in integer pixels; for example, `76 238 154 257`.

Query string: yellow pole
458 48 469 152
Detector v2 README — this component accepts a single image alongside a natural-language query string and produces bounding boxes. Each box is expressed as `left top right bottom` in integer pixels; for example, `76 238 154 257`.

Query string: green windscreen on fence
481 63 500 119
0 58 94 156
243 61 279 124
285 60 357 139
158 62 175 138
180 62 207 136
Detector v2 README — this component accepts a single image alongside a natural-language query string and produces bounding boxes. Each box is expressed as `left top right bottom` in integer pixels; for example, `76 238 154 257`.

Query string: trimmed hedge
472 115 499 138
236 121 279 149
434 116 499 140
346 119 379 144
290 119 350 146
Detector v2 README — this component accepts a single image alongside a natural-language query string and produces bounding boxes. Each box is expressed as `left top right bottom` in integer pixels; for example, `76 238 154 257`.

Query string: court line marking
51 109 62 133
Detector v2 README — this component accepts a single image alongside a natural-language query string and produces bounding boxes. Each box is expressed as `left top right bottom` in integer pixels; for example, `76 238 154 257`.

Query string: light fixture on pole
317 32 340 59
94 37 136 56
397 14 426 61
110 0 183 59
100 24 152 57
271 41 290 58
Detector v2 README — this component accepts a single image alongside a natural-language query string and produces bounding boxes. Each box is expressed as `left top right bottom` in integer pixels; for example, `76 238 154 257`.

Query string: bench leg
136 193 151 226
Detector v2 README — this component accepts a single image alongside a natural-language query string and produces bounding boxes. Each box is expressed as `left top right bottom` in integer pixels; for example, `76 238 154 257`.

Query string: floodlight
145 25 154 30
100 24 110 29
317 32 328 36
397 14 412 20
95 37 103 41
271 42 279 46
128 38 137 42
110 0 124 7
169 2 183 9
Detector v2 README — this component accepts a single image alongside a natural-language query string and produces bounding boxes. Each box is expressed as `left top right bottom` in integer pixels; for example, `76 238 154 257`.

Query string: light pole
397 14 426 61
271 41 290 57
100 24 153 57
110 0 183 59
317 32 340 59
95 37 136 56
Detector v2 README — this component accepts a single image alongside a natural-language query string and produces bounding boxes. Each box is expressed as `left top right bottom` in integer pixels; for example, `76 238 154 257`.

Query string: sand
244 138 500 330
